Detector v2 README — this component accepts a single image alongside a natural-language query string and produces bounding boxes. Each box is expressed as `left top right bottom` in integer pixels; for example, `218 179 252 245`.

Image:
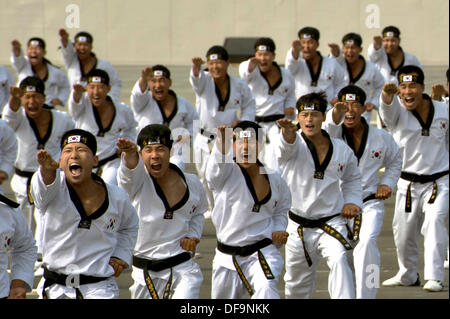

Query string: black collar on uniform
260 62 283 95
155 90 178 126
0 193 20 208
92 96 116 137
214 74 231 111
301 129 334 179
306 51 323 87
26 110 53 150
236 159 272 212
78 53 98 82
341 117 369 165
149 163 190 220
346 56 366 85
387 46 405 76
410 94 435 136
66 173 109 229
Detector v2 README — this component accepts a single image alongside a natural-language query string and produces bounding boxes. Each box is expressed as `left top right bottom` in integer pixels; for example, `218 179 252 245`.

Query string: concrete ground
3 64 448 300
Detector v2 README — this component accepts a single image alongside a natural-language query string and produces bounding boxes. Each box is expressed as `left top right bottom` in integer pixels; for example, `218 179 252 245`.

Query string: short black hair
382 26 400 38
87 69 110 86
397 65 424 85
338 85 367 105
206 45 229 61
61 129 97 155
233 120 263 141
74 31 93 43
27 37 46 49
298 27 320 41
152 64 171 79
254 37 276 53
19 76 45 95
137 124 173 150
342 33 362 47
296 91 328 114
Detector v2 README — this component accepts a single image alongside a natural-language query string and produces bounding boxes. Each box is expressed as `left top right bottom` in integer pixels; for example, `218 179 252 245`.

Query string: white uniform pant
130 259 203 299
37 277 119 299
11 174 42 254
284 218 355 299
193 133 214 211
392 176 449 284
211 245 283 299
348 199 384 299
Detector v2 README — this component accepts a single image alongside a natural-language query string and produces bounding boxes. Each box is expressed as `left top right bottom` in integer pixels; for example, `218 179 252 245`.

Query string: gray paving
4 64 448 299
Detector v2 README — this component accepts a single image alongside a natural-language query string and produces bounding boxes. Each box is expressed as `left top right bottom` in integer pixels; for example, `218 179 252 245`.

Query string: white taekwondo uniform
31 168 138 299
130 81 199 170
69 93 136 185
118 158 206 299
324 113 402 299
0 193 37 299
285 50 346 107
3 105 74 251
11 50 70 107
368 44 422 84
379 94 449 285
331 53 385 123
189 68 255 211
0 118 17 193
239 60 296 172
205 144 291 299
60 41 122 101
0 66 15 115
278 129 362 299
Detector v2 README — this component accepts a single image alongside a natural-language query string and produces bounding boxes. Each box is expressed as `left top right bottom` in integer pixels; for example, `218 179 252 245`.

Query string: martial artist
368 26 422 84
3 76 74 262
324 85 402 299
117 124 206 299
69 69 136 185
0 118 17 193
0 192 37 299
239 37 296 171
379 65 449 292
285 26 346 108
130 65 199 170
205 121 291 299
58 29 122 101
0 66 15 115
190 45 255 213
31 129 138 299
11 38 70 108
277 91 362 299
328 33 384 123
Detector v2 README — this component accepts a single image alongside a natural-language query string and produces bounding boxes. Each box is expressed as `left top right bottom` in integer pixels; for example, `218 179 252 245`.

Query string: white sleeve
189 68 207 96
369 67 385 108
112 192 138 268
285 48 303 76
55 68 71 105
0 68 15 109
367 43 384 64
0 122 17 178
379 95 402 130
60 41 77 69
205 143 235 192
379 132 402 191
10 208 37 292
186 178 206 239
121 106 137 142
10 49 28 75
332 61 346 99
2 104 25 131
277 131 300 165
238 59 257 83
130 79 151 116
272 177 291 232
238 82 256 122
341 149 363 207
329 50 346 68
68 92 90 121
117 154 147 200
323 108 343 138
30 168 62 213
283 72 297 110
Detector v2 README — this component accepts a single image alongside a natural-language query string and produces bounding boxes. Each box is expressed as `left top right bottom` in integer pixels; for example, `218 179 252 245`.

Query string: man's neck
94 98 112 112
344 120 365 137
241 162 261 178
31 108 50 124
71 177 102 198
347 55 364 69
79 54 95 65
214 75 229 87
305 52 321 65
414 95 429 118
306 130 328 147
387 47 402 59
156 92 174 108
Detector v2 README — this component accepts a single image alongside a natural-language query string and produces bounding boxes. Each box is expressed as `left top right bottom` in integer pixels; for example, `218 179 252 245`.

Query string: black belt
14 167 34 205
133 252 191 299
255 114 285 123
42 267 109 299
217 238 274 296
95 153 119 176
400 170 449 212
288 211 353 267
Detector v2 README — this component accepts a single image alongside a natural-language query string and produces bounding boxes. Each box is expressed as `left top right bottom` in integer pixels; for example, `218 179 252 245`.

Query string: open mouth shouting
68 162 82 178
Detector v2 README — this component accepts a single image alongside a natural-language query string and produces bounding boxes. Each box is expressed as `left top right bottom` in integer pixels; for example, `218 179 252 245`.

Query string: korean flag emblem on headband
91 76 102 83
30 40 40 47
385 31 394 37
240 131 252 138
26 86 36 92
303 104 316 110
402 75 413 82
345 40 354 45
68 135 81 143
77 36 88 42
345 94 356 101
302 34 312 39
209 53 218 61
153 70 163 77
257 45 267 51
